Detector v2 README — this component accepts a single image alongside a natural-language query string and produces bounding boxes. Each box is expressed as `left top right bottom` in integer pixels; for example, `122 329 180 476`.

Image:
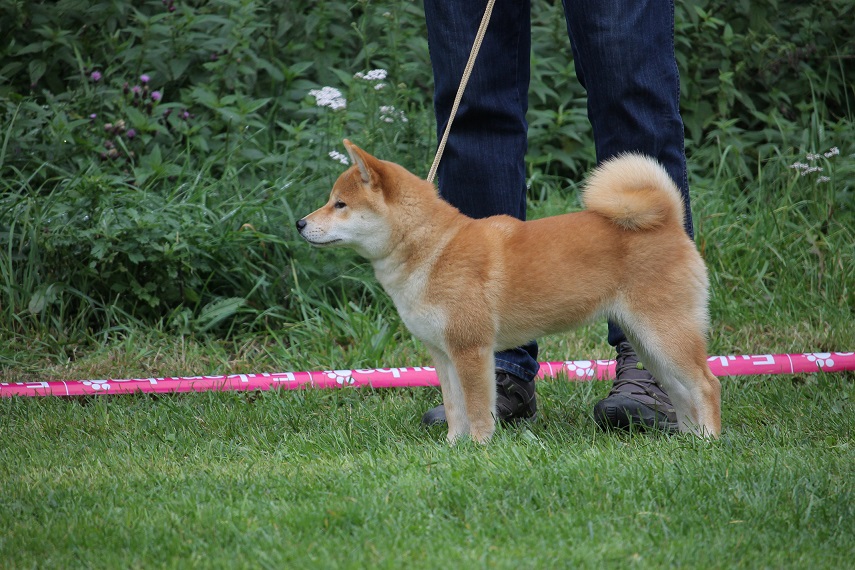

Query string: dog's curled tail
581 153 685 231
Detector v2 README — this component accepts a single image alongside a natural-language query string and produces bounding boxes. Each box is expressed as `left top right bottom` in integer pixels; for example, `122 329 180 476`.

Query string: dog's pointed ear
343 139 380 187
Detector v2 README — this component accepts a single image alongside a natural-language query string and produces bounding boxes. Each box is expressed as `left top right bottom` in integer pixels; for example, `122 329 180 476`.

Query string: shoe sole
421 409 538 427
593 396 679 434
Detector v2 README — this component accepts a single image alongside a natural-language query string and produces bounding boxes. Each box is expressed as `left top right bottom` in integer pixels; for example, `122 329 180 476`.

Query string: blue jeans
424 0 694 383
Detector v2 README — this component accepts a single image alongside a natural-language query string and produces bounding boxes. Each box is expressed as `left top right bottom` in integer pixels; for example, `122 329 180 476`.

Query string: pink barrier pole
1 352 853 398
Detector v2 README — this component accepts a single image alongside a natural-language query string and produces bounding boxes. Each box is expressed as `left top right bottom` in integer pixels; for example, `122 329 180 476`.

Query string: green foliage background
0 0 853 340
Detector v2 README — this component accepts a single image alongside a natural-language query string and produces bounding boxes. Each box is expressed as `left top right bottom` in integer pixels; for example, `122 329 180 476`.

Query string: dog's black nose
296 219 307 232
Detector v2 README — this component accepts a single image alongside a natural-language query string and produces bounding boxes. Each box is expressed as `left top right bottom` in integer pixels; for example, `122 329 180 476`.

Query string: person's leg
425 0 531 221
562 0 691 430
422 0 538 424
561 0 691 237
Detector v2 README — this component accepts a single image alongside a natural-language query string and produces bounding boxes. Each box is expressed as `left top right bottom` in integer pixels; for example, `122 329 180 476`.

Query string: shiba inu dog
297 140 721 443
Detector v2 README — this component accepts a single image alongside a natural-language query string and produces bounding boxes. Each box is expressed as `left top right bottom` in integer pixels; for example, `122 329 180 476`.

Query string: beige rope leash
426 0 496 185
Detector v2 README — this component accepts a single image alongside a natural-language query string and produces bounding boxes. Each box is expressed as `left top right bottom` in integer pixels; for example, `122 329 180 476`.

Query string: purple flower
180 110 191 120
140 74 150 84
89 113 97 121
131 85 142 96
151 91 162 102
126 129 137 139
90 71 102 82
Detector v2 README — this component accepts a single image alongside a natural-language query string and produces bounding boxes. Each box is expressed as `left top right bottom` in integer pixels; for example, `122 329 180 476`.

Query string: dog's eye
333 201 346 209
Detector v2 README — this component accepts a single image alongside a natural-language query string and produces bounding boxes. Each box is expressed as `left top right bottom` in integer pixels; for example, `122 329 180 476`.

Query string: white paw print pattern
324 370 355 385
82 380 111 391
565 360 595 379
804 353 835 368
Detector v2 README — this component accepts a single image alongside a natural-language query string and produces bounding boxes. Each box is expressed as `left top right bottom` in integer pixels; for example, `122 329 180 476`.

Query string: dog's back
449 154 701 348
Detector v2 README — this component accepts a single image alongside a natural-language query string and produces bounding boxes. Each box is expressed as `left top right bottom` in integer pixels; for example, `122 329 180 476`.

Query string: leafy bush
527 0 855 178
0 0 852 340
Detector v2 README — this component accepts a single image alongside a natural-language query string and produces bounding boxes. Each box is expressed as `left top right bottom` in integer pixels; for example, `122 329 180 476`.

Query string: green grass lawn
2 366 853 568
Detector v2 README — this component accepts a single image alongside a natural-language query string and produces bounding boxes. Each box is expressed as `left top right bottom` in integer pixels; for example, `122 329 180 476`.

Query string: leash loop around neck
426 0 496 185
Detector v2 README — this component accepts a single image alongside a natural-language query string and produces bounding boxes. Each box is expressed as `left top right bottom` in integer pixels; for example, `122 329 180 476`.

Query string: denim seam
669 0 693 238
495 357 537 383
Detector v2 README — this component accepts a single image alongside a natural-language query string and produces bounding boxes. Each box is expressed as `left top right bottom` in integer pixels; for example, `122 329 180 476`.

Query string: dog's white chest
373 260 446 347
396 301 446 347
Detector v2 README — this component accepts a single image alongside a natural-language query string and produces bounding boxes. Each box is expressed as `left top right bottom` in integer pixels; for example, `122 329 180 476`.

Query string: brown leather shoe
593 341 679 433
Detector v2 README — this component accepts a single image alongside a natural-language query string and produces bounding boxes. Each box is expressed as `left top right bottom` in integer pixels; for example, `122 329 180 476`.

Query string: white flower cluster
379 105 408 124
329 150 349 165
789 146 840 182
309 86 346 110
790 162 824 176
355 69 388 81
355 69 388 90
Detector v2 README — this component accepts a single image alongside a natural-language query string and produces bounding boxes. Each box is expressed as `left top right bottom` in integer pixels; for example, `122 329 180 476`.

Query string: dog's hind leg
624 323 722 438
448 345 497 444
628 329 721 437
427 345 470 444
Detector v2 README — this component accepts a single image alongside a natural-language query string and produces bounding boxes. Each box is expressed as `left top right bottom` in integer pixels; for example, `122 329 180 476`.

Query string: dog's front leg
427 346 470 444
449 346 496 444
